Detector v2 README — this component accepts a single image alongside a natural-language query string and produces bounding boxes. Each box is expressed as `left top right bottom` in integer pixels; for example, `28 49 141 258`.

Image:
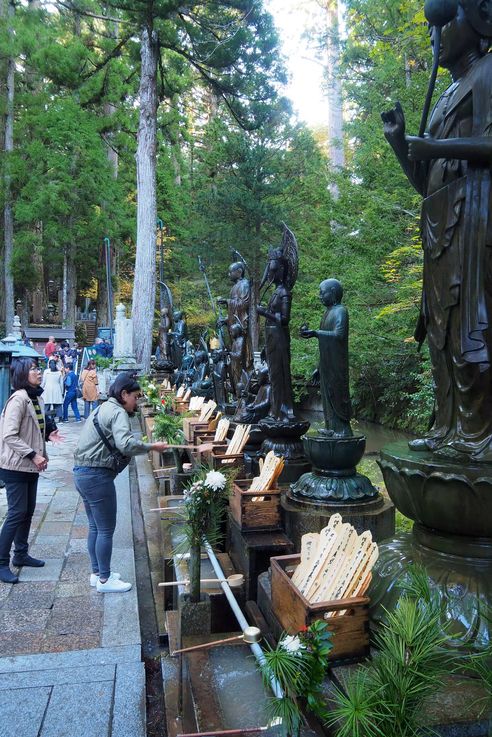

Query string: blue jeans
84 400 98 419
73 466 117 579
0 469 38 566
63 392 81 421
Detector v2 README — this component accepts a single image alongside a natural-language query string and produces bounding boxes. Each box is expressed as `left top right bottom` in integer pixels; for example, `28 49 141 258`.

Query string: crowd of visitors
0 355 168 592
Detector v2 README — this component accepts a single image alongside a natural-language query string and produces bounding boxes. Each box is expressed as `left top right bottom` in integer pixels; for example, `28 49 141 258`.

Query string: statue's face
229 265 242 282
320 283 337 306
434 4 480 67
267 258 283 284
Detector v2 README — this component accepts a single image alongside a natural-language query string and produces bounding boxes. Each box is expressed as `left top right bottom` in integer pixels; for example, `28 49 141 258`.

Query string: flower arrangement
259 620 332 736
141 379 160 408
179 467 232 602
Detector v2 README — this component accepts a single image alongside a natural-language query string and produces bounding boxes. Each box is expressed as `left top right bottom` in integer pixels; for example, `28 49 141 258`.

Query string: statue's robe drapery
318 304 353 437
264 287 295 421
227 277 253 393
417 53 492 459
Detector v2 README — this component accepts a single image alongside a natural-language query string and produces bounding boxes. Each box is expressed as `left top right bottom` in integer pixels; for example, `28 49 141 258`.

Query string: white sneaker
96 577 132 593
90 571 121 587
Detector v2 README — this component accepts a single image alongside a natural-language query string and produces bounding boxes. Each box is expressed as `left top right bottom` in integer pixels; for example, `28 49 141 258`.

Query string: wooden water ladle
158 573 244 589
172 625 262 655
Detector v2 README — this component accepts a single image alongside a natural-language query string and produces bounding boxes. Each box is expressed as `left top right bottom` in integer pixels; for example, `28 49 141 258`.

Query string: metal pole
103 237 113 341
202 539 284 700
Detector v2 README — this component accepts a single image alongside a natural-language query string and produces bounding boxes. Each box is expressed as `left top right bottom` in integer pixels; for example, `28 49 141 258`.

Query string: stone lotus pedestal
371 442 492 651
283 432 393 550
292 434 377 503
258 417 311 484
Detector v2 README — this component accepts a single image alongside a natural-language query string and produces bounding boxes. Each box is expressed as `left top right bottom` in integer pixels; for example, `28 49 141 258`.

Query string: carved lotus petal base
291 470 378 503
379 441 492 537
370 531 492 652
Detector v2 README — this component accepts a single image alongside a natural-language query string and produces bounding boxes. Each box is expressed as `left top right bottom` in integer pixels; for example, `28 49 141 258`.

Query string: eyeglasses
29 366 41 372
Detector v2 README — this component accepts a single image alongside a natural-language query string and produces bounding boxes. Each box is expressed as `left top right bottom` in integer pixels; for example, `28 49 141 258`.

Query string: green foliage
259 621 333 736
329 566 451 737
152 411 185 445
94 356 112 370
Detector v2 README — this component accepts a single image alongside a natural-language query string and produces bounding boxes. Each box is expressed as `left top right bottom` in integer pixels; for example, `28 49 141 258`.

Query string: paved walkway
0 418 146 737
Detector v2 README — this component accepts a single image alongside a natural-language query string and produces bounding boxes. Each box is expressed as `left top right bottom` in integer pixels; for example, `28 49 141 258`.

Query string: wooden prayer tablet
230 479 281 531
199 400 217 423
248 451 284 495
289 517 378 609
214 418 230 442
271 554 370 663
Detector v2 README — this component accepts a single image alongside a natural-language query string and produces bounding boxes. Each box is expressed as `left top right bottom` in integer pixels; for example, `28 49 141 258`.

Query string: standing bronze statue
300 279 353 438
382 0 492 461
170 310 187 370
218 261 252 396
291 278 377 503
257 229 298 421
155 307 173 370
371 0 492 654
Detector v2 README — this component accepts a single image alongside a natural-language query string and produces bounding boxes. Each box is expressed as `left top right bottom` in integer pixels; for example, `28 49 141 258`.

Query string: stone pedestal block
226 515 293 599
178 592 211 638
281 489 395 551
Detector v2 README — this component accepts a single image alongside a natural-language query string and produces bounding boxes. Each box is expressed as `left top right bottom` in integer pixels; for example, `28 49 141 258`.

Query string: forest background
0 0 449 434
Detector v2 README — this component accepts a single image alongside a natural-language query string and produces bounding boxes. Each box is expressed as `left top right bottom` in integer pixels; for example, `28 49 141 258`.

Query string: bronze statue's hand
381 101 405 142
300 327 316 339
406 135 434 161
257 305 266 317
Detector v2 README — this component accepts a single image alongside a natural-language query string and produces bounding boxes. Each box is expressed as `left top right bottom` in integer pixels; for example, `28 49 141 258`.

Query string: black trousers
0 469 39 566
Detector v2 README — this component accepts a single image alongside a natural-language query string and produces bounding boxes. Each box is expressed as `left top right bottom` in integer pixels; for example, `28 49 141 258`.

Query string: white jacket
41 369 64 405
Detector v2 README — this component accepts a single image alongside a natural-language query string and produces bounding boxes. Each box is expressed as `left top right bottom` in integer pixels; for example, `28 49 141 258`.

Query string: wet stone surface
0 421 104 656
0 413 145 737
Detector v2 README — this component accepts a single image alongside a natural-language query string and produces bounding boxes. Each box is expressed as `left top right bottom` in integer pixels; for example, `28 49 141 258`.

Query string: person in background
81 359 99 419
51 351 64 372
0 357 63 583
102 339 113 359
92 338 106 357
66 342 80 367
62 364 81 422
43 336 56 360
73 373 169 592
41 359 64 421
59 341 70 367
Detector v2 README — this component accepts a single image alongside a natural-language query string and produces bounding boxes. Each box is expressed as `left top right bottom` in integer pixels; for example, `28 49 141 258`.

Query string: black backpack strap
92 406 116 454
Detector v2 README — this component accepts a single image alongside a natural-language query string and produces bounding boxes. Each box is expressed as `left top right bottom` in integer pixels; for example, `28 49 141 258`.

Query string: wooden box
144 417 163 470
230 479 281 531
270 554 370 662
172 398 189 414
211 446 244 473
183 417 208 443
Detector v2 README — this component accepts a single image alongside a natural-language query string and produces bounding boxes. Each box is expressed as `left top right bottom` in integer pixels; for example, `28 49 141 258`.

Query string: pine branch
53 0 128 24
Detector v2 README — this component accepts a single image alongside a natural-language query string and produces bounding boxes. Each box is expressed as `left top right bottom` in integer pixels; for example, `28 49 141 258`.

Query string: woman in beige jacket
0 357 62 583
81 359 99 419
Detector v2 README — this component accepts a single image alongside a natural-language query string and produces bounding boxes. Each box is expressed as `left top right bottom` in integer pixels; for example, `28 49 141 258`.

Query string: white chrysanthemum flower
280 635 305 653
204 471 227 491
147 383 156 391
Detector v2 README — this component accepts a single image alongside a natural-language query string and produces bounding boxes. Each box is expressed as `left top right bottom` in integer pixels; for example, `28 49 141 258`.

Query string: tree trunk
97 14 119 326
325 0 344 171
62 245 77 329
132 24 158 373
3 0 15 334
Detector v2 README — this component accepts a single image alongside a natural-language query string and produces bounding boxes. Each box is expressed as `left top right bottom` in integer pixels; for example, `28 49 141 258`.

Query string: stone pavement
0 418 146 737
